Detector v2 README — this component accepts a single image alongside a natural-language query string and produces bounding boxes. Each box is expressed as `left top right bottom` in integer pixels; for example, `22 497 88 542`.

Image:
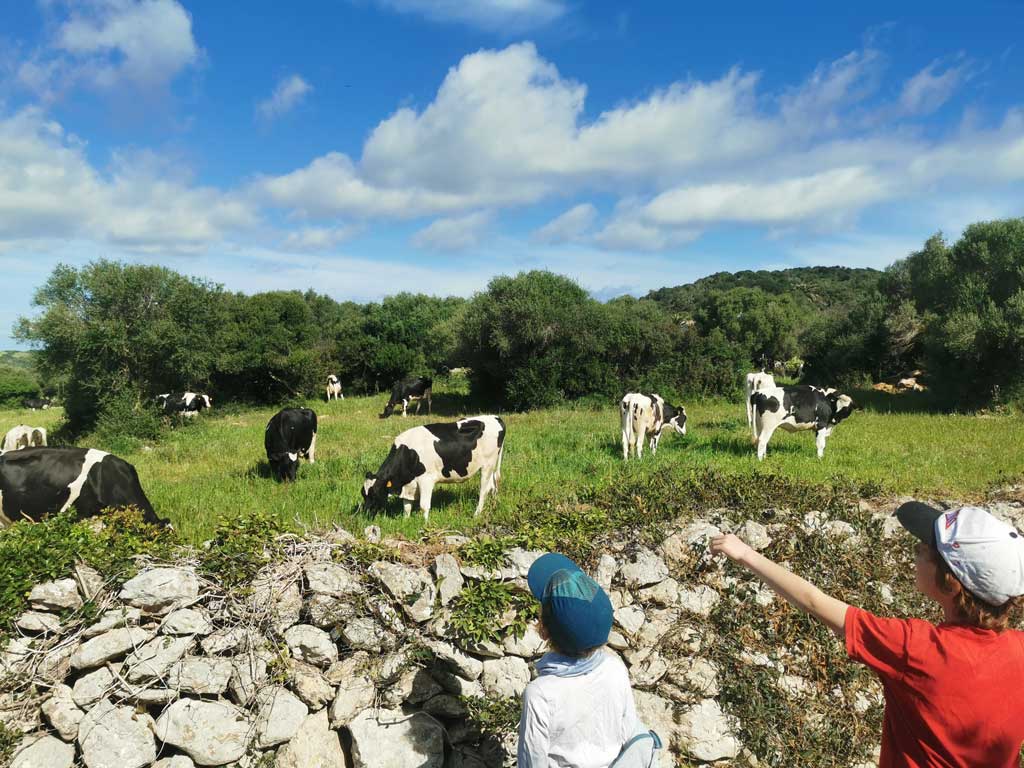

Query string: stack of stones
3 497 979 768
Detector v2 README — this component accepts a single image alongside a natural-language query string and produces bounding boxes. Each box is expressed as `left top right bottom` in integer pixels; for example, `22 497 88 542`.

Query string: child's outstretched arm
710 533 850 637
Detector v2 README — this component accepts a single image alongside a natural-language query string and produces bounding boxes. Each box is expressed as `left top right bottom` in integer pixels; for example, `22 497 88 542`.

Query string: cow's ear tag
386 480 392 488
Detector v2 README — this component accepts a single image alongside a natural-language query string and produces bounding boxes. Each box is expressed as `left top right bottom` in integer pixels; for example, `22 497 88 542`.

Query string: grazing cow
745 371 776 437
380 377 432 419
264 408 318 482
750 385 854 460
160 392 213 418
23 397 52 411
620 393 687 460
2 425 47 452
326 374 344 401
0 447 166 527
362 415 505 521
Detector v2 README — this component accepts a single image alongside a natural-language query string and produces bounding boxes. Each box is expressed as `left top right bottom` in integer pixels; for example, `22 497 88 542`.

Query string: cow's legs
755 418 780 461
307 432 317 464
650 430 662 455
474 472 494 516
426 390 432 415
621 428 631 461
815 427 832 459
418 480 434 522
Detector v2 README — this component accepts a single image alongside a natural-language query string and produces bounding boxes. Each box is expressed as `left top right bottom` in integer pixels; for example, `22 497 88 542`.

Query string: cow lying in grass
620 392 687 460
2 425 47 452
362 415 505 521
750 385 854 460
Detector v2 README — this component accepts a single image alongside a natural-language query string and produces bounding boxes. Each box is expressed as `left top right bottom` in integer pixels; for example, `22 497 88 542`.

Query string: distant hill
0 351 37 371
645 266 883 316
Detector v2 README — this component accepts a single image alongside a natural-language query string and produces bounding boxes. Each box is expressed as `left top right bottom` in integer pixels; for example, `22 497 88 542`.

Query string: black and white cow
23 397 52 411
326 374 344 401
745 371 776 437
264 408 318 482
620 393 687 460
159 391 213 418
362 415 505 521
0 447 166 527
750 385 854 460
380 377 432 419
2 425 47 452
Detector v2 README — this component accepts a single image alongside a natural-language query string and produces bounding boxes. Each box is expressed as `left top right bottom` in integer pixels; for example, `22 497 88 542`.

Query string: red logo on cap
945 511 959 529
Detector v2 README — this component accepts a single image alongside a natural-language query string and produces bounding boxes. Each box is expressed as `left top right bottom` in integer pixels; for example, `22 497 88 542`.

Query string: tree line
14 217 1024 438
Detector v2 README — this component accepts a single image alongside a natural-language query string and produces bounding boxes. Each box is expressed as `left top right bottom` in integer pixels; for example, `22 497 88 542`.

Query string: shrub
91 390 165 453
448 580 538 645
0 365 39 407
199 510 285 589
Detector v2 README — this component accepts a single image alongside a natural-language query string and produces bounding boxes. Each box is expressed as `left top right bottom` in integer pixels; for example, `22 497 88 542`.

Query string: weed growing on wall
449 580 538 645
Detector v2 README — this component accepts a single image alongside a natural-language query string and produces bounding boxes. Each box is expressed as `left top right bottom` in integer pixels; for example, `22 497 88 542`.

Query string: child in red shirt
711 502 1024 767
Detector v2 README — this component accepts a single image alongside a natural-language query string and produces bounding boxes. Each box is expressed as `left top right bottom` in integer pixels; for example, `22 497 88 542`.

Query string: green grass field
2 383 1023 544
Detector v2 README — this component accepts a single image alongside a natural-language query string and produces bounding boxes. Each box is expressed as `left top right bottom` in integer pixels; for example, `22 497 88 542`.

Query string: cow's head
200 394 212 409
662 403 687 435
269 451 300 482
362 445 425 509
379 403 396 419
361 471 389 508
827 392 855 425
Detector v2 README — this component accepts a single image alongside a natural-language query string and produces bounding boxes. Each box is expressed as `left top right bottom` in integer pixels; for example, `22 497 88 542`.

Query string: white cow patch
59 449 109 514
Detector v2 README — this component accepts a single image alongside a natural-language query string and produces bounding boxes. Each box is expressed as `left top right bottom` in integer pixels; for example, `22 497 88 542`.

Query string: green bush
0 364 39 407
199 509 285 589
91 391 165 453
448 580 538 645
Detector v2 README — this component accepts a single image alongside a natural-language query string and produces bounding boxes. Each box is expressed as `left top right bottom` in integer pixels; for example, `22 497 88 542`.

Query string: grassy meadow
2 381 1023 544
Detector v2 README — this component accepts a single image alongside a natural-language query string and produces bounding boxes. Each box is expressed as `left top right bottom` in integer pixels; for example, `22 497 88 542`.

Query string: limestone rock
166 657 234 695
284 624 338 667
348 707 446 768
637 578 679 607
289 659 335 710
275 709 346 768
619 549 669 589
305 562 364 597
324 651 371 685
422 693 468 717
11 734 75 768
227 648 273 705
118 567 199 614
625 648 668 687
71 628 152 670
341 617 386 652
636 608 678 647
78 699 156 768
661 520 722 570
434 553 464 607
153 758 196 768
677 698 741 762
423 639 483 680
200 627 249 656
482 656 530 698
160 608 213 636
41 685 83 741
431 668 484 698
254 686 309 748
328 673 375 726
72 667 116 709
16 611 61 634
0 637 32 677
632 691 678 753
666 658 720 698
123 635 193 683
29 578 82 611
73 563 106 601
506 548 545 577
595 554 618 590
677 586 720 617
501 621 547 658
82 607 142 638
614 605 646 635
154 698 254 766
369 561 436 622
738 520 772 550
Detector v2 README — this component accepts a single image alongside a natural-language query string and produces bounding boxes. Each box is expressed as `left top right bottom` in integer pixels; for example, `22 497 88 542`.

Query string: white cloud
900 60 969 115
19 0 200 96
0 108 255 252
257 74 313 121
283 225 359 251
411 211 493 251
592 213 699 253
371 0 567 31
779 47 884 132
531 203 597 244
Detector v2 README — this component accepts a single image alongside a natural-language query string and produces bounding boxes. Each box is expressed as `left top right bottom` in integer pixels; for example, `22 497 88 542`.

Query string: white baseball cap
897 502 1024 607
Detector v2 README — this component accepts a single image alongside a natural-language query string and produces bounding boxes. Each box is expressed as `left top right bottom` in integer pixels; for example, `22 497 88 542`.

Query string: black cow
159 392 213 418
264 408 318 482
23 397 52 411
362 415 505 521
750 384 854 460
0 447 166 527
380 377 432 419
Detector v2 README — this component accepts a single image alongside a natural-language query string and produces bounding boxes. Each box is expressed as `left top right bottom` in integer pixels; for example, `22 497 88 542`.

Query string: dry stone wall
4 498 1023 768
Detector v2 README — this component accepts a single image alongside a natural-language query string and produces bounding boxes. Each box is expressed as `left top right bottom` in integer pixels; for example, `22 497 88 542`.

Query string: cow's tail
620 398 634 447
630 400 648 444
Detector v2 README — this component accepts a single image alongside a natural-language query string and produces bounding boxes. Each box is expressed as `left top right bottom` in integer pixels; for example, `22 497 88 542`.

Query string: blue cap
528 553 613 654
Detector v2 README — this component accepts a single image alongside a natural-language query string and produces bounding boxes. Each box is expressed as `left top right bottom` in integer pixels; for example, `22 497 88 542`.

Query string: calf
160 391 213 418
0 447 165 527
750 384 854 460
2 425 47 452
745 371 776 437
380 376 432 418
620 393 687 460
326 374 344 401
264 408 318 482
362 415 505 521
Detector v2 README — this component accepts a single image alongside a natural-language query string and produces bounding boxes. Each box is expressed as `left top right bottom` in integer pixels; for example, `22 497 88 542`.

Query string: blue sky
2 1 1023 346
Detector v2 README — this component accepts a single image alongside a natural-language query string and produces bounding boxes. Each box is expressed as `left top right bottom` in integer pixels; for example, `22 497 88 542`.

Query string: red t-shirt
845 605 1024 767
